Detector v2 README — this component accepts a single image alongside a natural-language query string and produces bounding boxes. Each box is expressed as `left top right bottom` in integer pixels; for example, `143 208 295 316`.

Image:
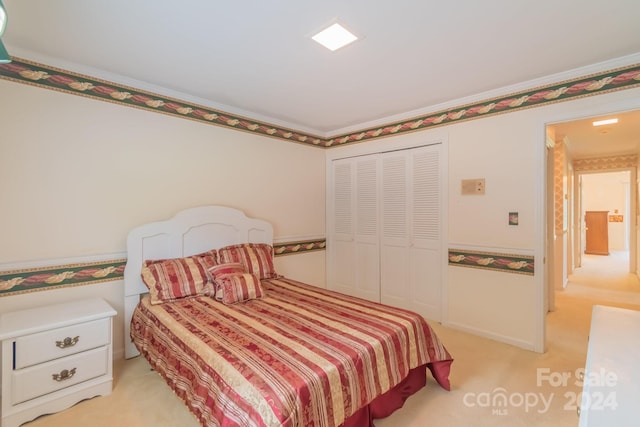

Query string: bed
124 205 453 427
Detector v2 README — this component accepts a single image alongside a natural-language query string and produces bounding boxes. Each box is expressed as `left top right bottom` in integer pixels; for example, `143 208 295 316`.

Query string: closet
327 143 443 321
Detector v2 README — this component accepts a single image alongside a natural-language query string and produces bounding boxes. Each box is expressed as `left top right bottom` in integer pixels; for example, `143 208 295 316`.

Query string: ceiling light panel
592 118 618 126
312 23 358 51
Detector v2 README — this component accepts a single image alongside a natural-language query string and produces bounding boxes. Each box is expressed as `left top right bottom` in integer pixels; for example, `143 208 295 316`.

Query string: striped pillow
207 262 247 300
143 249 218 269
207 262 246 279
217 272 265 304
217 243 278 280
141 250 218 304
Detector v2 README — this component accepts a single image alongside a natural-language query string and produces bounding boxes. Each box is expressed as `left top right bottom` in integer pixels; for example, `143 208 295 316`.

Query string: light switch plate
461 178 485 195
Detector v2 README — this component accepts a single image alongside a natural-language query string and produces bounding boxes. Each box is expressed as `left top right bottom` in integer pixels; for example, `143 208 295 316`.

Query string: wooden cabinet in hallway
584 211 609 255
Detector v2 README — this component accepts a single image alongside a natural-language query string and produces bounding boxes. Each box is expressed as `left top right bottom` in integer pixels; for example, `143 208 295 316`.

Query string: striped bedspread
131 277 453 427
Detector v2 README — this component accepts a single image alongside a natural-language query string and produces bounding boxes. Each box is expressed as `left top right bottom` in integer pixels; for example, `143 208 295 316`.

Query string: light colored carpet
26 252 640 427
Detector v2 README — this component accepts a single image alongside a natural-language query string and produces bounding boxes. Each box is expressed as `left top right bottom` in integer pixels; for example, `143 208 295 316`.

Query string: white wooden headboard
123 205 273 358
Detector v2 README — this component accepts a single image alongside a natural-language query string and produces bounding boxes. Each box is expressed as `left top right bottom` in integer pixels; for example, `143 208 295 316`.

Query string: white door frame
539 97 640 353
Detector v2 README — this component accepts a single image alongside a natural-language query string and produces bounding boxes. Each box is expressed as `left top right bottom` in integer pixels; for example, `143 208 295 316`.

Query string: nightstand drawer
11 345 109 405
14 318 110 369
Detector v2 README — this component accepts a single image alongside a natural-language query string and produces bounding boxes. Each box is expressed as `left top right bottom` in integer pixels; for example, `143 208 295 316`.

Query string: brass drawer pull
52 368 76 382
56 336 79 348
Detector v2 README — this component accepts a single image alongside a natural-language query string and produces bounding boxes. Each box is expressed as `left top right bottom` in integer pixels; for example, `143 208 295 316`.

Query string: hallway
563 251 640 304
548 250 640 359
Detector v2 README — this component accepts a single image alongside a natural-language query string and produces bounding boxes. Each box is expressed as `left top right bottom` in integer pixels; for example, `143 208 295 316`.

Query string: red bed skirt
340 360 451 427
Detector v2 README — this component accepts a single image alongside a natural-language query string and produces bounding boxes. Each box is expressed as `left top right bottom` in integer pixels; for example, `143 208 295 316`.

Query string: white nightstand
0 298 117 427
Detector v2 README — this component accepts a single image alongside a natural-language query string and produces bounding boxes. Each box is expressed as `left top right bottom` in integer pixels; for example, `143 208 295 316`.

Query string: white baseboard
442 320 537 352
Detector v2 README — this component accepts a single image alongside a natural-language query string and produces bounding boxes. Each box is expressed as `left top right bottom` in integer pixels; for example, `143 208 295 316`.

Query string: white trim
539 87 640 355
329 53 640 137
326 130 448 161
440 137 450 325
546 95 640 127
5 47 324 138
535 118 547 353
443 321 537 352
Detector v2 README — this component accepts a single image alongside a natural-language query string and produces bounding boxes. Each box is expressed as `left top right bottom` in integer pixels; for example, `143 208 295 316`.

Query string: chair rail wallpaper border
448 248 535 276
274 239 327 256
0 239 327 297
0 258 127 296
1 58 639 148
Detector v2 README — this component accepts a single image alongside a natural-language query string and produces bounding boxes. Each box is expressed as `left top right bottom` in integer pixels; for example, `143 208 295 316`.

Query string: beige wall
0 80 326 262
0 79 326 358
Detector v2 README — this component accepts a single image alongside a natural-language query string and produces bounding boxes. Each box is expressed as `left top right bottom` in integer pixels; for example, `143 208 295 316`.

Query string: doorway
544 110 640 354
547 110 639 298
579 171 631 263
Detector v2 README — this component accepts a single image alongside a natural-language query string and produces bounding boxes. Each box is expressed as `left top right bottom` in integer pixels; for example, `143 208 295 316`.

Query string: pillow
217 243 278 280
217 272 266 305
144 249 218 267
207 262 247 299
207 262 246 280
141 250 218 304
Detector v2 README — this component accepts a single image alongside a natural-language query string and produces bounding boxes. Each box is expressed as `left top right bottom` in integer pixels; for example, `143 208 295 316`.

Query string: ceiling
550 110 640 160
3 0 640 146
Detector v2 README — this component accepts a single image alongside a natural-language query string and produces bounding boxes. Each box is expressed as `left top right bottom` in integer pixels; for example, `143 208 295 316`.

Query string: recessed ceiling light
592 118 618 126
312 23 358 51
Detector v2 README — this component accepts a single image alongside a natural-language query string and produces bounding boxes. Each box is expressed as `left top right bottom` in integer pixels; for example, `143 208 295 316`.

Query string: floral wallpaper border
1 244 532 297
573 154 638 172
448 249 534 276
0 259 127 297
0 239 326 297
274 239 326 256
0 58 639 148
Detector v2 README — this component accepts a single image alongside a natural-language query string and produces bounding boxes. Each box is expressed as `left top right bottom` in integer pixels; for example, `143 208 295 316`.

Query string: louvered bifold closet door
380 144 442 322
328 155 380 301
409 145 442 321
380 152 410 310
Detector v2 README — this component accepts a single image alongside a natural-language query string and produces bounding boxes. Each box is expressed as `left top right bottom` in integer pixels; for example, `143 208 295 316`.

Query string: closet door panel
328 155 380 301
380 153 410 306
411 147 441 250
328 159 357 296
409 246 442 321
409 146 442 321
380 245 410 307
378 145 442 320
331 240 356 294
354 156 380 301
355 243 380 299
